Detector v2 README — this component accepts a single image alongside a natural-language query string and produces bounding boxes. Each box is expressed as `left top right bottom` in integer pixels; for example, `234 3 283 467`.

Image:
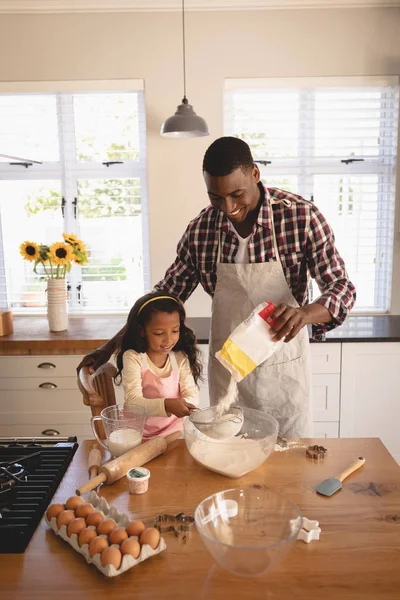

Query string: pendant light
160 0 209 138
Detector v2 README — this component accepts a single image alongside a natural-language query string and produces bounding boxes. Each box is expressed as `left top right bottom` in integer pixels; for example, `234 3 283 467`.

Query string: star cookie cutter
290 516 321 544
154 512 195 536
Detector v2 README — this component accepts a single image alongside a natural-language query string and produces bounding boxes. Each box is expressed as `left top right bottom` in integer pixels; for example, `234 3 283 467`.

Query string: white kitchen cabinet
312 422 340 438
340 343 400 464
0 355 92 441
310 343 341 436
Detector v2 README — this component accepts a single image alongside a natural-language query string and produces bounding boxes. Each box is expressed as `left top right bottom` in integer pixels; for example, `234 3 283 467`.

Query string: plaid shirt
155 184 356 340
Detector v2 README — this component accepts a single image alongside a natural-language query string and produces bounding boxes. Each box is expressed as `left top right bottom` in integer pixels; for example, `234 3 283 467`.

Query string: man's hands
269 303 332 343
165 398 197 418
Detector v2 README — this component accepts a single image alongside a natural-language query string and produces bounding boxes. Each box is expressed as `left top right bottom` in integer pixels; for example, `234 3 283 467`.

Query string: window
225 77 399 312
0 81 149 313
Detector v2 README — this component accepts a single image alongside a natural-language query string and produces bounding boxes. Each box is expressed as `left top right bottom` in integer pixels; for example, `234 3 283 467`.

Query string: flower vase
46 278 68 332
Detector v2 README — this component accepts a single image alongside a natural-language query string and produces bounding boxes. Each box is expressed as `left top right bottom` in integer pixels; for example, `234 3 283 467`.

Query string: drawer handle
39 382 58 389
41 428 60 436
38 362 56 369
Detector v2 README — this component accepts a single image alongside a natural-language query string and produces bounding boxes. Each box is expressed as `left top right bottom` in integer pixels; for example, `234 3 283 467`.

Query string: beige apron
208 197 313 438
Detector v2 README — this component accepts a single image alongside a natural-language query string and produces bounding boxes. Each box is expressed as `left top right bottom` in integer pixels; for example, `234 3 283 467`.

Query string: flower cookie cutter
154 512 195 537
290 516 321 544
306 445 327 459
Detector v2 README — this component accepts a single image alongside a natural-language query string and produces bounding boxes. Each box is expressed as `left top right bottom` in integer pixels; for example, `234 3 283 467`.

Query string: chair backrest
78 362 118 439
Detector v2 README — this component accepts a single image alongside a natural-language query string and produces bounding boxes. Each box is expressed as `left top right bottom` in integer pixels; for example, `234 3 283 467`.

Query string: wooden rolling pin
76 431 181 495
88 444 102 479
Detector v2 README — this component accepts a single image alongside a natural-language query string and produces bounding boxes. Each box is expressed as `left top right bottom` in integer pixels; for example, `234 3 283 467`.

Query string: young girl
115 292 202 439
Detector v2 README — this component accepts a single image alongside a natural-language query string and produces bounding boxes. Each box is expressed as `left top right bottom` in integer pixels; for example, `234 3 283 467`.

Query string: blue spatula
316 457 366 497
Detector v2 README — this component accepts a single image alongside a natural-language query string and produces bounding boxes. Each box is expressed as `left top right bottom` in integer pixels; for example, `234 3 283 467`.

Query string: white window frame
225 76 399 314
0 80 150 314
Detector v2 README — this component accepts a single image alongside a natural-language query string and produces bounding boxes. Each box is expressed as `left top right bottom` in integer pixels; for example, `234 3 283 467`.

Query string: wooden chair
78 362 118 439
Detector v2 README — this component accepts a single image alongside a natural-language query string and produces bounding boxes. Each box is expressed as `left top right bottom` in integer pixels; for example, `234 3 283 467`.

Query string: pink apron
141 352 184 439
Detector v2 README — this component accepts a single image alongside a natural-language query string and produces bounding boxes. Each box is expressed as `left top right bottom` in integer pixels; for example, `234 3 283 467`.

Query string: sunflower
62 232 79 245
72 250 88 266
49 242 74 266
20 241 40 262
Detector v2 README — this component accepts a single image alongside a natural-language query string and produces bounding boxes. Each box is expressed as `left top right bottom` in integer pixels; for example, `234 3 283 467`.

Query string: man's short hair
202 136 254 176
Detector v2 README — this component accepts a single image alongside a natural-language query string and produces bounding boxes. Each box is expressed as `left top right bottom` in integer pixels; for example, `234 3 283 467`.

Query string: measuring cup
91 405 147 457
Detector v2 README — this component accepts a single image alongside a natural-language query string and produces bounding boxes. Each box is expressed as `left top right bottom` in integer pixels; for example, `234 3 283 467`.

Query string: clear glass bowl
195 486 302 578
184 407 278 478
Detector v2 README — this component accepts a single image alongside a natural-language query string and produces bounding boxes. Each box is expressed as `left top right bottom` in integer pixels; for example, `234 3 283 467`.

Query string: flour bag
215 302 283 383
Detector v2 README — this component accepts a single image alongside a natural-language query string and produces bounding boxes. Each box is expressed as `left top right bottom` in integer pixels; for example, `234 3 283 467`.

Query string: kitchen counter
1 314 400 355
2 438 400 600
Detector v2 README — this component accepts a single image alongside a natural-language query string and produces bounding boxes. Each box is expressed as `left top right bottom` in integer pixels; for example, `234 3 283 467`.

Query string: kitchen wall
0 7 399 317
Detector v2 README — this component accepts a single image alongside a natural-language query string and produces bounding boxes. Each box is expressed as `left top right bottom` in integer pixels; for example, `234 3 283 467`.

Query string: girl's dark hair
115 291 202 385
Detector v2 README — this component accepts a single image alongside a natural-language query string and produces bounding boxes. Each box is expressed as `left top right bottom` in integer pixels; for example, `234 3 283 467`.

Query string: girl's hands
165 397 197 418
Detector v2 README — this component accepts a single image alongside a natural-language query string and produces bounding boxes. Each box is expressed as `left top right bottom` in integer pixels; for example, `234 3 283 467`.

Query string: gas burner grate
0 440 78 553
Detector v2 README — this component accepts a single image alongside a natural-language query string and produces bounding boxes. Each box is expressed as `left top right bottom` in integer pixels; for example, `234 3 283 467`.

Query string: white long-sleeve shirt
122 350 199 417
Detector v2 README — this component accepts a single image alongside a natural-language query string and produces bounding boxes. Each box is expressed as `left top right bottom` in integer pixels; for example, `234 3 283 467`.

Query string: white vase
46 278 68 332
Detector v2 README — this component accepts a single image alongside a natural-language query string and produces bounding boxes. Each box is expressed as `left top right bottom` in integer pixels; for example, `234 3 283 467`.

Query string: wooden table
3 438 400 600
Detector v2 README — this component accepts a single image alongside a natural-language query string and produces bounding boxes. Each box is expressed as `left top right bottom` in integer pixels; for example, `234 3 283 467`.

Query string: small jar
127 467 150 495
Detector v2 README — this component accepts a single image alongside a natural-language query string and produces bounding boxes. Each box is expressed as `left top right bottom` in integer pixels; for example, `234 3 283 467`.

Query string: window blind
225 77 399 312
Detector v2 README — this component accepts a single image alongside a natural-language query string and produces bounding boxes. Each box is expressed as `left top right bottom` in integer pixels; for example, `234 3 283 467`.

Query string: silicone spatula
316 456 366 497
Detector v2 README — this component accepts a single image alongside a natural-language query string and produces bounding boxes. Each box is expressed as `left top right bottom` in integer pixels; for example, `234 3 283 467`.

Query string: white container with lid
126 467 151 495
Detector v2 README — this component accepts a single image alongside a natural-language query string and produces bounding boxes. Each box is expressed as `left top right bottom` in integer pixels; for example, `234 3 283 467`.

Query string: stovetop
0 436 78 553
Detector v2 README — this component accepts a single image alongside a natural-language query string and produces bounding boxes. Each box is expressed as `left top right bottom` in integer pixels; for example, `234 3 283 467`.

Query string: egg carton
45 491 167 577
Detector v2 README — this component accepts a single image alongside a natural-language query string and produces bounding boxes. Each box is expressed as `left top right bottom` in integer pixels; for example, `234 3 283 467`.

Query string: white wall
0 7 399 316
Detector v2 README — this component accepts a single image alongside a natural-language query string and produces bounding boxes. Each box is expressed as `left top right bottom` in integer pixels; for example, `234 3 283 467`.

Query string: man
79 137 356 437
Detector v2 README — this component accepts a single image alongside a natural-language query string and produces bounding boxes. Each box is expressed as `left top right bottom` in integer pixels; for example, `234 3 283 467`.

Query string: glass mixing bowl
184 406 278 478
195 486 302 578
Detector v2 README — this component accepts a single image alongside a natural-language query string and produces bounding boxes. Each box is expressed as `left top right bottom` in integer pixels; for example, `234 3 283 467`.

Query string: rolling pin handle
76 472 106 496
165 431 182 445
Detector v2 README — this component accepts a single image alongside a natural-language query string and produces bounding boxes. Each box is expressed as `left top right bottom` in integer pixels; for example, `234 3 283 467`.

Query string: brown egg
75 503 94 519
109 527 128 546
67 517 87 537
89 535 109 557
56 510 76 529
126 520 145 538
65 496 85 511
97 518 117 537
78 527 98 547
86 511 104 528
139 527 161 549
121 538 141 559
101 546 122 570
46 503 65 521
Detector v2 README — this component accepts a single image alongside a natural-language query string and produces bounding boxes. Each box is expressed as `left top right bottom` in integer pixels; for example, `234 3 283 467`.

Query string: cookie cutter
306 445 327 459
290 516 321 544
154 512 195 536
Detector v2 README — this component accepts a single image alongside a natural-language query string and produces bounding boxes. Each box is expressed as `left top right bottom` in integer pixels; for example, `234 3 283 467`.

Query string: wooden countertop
3 438 400 599
1 314 400 355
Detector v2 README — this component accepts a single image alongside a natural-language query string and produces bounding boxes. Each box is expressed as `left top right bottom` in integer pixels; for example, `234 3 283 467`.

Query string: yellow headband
138 296 179 315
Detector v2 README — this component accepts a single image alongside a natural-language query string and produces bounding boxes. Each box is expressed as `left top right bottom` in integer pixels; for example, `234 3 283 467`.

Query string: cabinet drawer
0 411 92 427
311 374 340 421
0 411 92 441
0 422 92 440
0 355 84 378
312 421 339 438
0 389 85 412
0 377 78 391
310 343 341 374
